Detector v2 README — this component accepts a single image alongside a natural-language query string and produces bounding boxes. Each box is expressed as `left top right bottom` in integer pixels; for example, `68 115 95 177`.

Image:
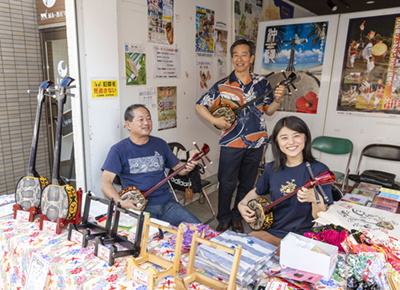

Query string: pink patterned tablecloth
0 215 345 290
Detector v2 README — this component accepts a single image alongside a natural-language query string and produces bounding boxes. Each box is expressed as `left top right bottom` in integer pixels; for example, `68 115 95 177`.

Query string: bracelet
274 98 282 103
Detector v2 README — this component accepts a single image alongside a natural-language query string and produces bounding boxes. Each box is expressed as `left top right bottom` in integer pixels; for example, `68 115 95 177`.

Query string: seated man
101 104 201 227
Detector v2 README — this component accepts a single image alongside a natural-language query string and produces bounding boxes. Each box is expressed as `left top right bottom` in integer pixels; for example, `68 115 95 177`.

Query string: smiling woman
238 116 333 248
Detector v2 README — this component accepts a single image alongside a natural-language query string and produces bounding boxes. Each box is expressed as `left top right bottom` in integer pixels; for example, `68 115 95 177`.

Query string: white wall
69 0 121 196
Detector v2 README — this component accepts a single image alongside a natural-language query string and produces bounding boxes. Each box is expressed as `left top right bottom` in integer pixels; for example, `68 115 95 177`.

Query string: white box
280 232 338 280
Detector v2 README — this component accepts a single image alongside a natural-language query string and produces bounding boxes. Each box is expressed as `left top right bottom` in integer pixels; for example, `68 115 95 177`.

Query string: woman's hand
238 201 256 223
297 187 317 203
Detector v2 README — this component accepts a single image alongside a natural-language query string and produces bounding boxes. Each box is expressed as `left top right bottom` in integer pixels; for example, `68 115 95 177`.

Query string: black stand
67 192 114 247
94 202 145 265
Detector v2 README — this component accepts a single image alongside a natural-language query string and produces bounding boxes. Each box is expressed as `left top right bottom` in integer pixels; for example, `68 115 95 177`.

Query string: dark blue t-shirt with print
101 136 180 206
255 161 333 238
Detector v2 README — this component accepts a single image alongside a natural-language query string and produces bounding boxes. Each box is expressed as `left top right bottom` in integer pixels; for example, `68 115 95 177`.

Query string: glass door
40 27 75 187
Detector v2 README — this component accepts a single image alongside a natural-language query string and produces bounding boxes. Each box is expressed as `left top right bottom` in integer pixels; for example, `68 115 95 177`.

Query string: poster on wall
260 0 294 21
337 14 400 114
197 58 215 101
234 0 263 42
125 44 146 85
153 46 181 78
157 86 177 130
138 87 157 108
259 21 330 114
148 0 174 45
195 6 215 53
215 23 228 80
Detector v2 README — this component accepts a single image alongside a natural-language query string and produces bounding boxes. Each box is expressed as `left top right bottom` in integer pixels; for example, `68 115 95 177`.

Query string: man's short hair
124 104 150 121
230 39 256 58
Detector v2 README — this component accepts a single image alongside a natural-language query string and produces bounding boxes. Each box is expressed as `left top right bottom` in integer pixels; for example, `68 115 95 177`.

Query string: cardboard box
280 232 338 280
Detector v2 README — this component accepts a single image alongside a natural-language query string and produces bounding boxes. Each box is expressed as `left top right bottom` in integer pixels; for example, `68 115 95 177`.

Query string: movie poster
157 86 177 130
195 6 215 53
337 14 400 114
148 0 174 45
260 21 329 114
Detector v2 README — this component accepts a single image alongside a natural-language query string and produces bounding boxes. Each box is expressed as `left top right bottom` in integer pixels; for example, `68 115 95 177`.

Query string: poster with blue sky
260 22 328 114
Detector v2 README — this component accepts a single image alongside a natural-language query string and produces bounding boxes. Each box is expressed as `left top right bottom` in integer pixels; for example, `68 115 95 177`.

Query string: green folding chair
312 136 353 194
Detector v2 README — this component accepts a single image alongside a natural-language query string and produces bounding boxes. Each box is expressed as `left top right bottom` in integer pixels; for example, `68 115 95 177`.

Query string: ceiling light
366 1 375 3
326 0 338 11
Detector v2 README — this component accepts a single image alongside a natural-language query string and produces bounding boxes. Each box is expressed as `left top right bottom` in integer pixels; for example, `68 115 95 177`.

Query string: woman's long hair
270 116 315 170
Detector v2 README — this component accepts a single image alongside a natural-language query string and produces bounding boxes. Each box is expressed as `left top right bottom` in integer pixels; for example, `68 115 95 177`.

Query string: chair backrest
356 143 400 174
312 136 353 155
312 136 354 193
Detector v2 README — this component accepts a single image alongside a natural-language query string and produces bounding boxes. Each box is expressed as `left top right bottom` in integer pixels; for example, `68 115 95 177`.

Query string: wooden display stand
67 192 115 247
174 232 242 290
13 204 40 222
126 215 184 289
94 202 145 265
38 188 83 234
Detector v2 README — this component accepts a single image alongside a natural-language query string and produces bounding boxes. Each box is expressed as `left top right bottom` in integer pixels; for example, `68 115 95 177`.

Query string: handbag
349 170 396 188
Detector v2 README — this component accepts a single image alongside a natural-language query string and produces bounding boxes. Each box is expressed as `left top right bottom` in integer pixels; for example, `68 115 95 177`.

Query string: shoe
216 221 231 233
232 219 244 233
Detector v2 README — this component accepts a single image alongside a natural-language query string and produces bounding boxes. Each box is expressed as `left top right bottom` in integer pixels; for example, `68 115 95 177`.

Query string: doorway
40 27 75 187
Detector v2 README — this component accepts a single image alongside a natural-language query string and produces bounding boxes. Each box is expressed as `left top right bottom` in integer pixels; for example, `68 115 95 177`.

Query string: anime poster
195 6 215 53
337 15 400 114
260 22 329 114
197 58 214 101
148 0 174 45
125 44 146 85
157 86 177 130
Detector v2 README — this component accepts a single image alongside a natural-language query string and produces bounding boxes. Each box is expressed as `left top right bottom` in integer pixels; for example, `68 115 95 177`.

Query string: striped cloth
195 230 278 287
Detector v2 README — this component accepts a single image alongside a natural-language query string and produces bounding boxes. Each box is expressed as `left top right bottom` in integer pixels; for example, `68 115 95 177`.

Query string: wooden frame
174 232 242 290
126 215 184 289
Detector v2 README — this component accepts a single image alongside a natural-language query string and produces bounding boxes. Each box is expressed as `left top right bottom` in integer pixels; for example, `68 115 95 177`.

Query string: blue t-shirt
255 161 333 238
101 136 180 206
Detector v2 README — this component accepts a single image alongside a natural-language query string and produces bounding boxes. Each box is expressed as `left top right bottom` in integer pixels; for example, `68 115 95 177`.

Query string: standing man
195 39 284 233
101 104 201 227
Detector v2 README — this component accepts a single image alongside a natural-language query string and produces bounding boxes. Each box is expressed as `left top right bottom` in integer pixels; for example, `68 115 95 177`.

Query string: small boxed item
280 232 338 280
340 193 369 206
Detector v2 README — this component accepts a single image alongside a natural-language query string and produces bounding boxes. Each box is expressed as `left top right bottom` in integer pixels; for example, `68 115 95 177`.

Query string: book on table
351 188 377 202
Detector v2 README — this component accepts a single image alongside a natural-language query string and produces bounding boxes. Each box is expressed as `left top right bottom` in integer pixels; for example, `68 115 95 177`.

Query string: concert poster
148 0 174 45
259 21 329 114
157 86 177 130
337 14 400 114
195 6 215 53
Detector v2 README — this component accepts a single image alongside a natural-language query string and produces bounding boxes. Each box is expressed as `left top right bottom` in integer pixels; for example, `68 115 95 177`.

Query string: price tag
98 244 110 262
70 230 83 246
133 267 149 286
43 220 57 233
25 253 50 290
16 210 30 222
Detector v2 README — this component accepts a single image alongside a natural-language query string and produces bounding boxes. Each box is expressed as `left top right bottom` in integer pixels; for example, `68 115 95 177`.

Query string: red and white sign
43 220 57 233
70 230 83 245
132 267 149 286
16 210 30 222
97 244 110 262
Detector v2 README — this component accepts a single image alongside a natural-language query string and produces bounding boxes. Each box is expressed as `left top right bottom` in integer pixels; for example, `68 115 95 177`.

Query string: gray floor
174 183 253 234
